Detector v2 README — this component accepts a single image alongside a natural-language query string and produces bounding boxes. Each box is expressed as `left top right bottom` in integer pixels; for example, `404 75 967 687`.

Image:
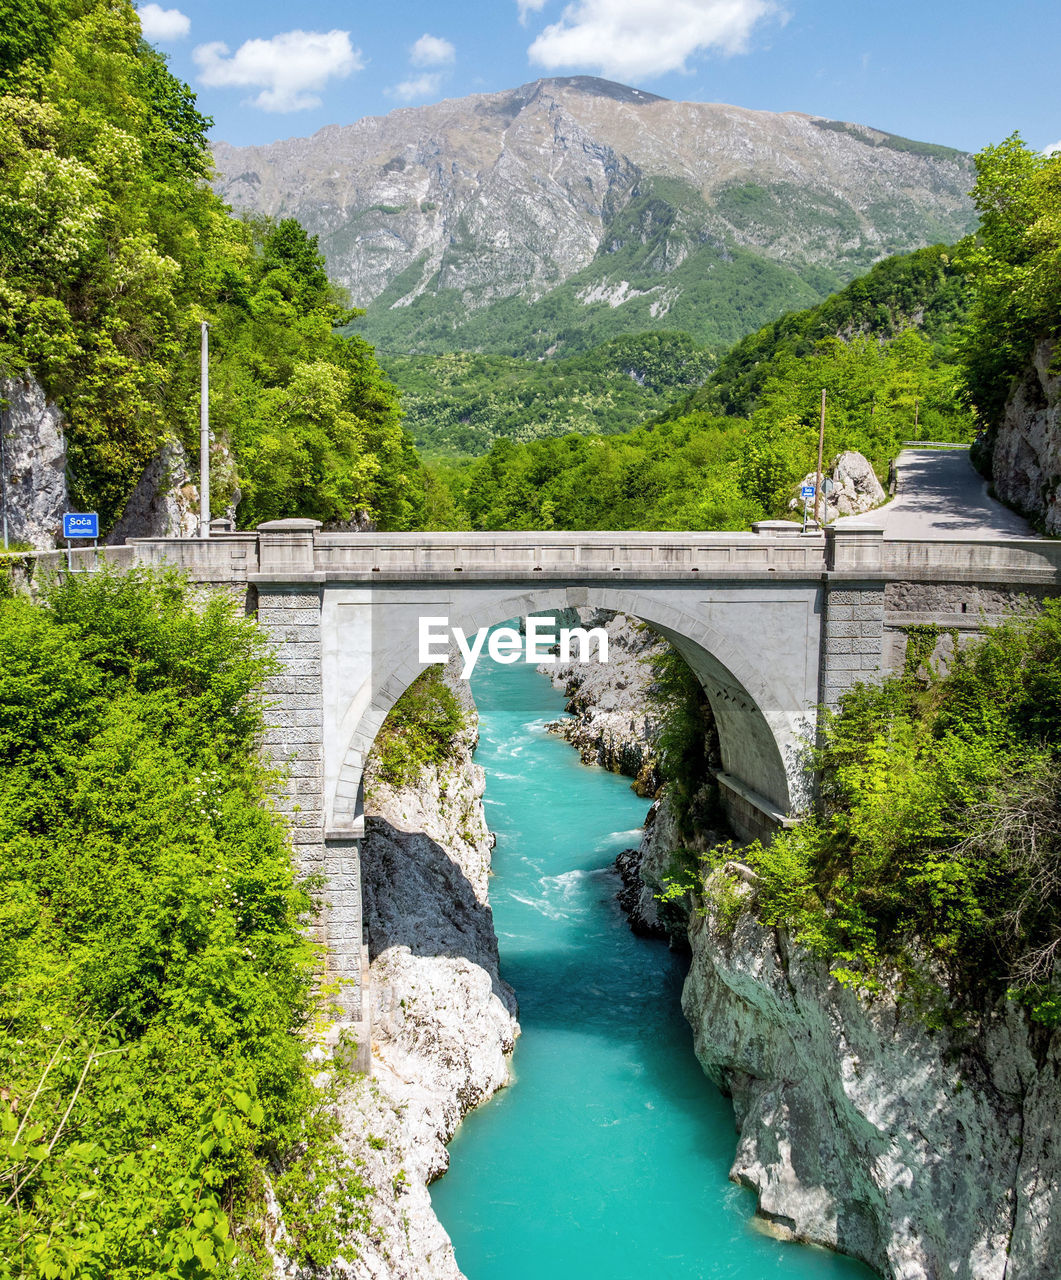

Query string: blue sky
136 0 1061 155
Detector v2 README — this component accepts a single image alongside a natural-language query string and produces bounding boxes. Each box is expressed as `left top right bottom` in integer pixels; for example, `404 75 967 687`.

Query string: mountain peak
517 76 669 106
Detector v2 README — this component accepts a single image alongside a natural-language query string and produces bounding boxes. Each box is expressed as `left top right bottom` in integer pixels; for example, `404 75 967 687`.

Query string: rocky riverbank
540 609 665 795
329 667 519 1279
682 873 1061 1279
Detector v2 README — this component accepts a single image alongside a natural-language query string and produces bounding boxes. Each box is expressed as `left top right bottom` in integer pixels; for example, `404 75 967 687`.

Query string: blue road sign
63 512 99 539
800 484 816 499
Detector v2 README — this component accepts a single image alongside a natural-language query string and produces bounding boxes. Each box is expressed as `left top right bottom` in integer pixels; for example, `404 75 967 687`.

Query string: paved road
844 447 1037 541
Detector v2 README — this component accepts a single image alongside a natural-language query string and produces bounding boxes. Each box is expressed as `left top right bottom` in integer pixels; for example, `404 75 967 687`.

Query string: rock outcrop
541 608 665 792
682 875 1061 1280
0 373 67 549
330 666 519 1279
108 438 200 543
989 338 1061 534
790 450 887 523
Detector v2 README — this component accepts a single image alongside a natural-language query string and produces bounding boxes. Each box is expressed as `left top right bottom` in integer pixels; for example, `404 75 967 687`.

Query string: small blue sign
800 484 816 499
63 512 99 539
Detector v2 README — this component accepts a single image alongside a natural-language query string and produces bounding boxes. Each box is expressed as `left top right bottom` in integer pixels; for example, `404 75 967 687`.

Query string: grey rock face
0 374 67 550
212 78 975 320
991 338 1061 533
108 437 200 543
792 450 887 522
541 608 665 791
682 879 1061 1280
330 666 518 1280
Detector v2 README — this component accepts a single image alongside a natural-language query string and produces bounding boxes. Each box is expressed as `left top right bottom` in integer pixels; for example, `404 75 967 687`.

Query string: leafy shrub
372 667 465 787
0 567 369 1276
734 603 1061 1018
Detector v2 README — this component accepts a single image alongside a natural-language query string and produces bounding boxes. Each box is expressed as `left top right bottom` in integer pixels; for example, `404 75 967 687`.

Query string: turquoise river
429 650 875 1280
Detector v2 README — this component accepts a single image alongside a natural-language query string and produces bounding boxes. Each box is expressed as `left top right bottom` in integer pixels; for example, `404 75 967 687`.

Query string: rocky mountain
213 77 978 357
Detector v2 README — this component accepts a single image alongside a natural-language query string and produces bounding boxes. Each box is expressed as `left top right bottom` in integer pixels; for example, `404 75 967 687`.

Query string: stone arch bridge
46 519 1061 1050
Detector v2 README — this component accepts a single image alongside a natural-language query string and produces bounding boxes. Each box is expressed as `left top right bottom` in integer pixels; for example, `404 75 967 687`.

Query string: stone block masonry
821 585 886 708
256 586 363 1028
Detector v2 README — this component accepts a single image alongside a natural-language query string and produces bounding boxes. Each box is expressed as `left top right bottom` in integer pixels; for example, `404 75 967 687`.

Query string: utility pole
199 321 210 539
815 387 826 527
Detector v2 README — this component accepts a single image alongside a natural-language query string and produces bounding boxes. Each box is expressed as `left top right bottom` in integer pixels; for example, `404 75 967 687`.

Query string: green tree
0 0 423 532
959 134 1061 426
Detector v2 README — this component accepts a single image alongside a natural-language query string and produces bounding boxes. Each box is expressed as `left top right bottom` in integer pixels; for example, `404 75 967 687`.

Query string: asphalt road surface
845 447 1037 541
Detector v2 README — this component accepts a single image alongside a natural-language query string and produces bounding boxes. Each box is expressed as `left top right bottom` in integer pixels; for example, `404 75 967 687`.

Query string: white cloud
193 29 362 112
528 0 780 81
1045 140 1061 156
410 34 455 67
518 0 550 24
137 4 190 41
388 72 445 103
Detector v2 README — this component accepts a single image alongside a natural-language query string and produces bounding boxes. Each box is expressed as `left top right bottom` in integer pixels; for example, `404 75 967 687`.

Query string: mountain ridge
212 77 977 356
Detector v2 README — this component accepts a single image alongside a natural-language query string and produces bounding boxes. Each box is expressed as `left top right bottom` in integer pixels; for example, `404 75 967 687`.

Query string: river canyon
427 649 874 1280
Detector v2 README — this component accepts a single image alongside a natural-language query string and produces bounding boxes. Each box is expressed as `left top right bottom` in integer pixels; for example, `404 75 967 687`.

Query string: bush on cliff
372 666 465 787
730 603 1061 1022
0 568 368 1277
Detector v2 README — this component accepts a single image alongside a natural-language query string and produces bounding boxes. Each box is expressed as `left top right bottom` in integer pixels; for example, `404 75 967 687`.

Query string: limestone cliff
0 373 67 549
682 876 1061 1280
988 338 1061 533
330 667 518 1280
108 438 200 543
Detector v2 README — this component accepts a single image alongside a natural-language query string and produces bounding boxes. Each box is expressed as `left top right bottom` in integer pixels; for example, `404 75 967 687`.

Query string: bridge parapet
28 523 1057 593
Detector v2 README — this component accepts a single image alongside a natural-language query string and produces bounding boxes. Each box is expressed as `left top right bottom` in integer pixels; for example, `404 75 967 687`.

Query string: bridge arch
323 584 816 843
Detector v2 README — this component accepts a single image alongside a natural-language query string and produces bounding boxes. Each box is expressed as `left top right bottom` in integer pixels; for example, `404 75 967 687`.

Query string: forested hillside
671 244 973 420
430 243 976 530
387 332 714 458
0 0 423 531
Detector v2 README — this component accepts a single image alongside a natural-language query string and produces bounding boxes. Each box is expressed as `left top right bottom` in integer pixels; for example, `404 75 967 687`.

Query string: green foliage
385 332 716 458
957 134 1061 431
437 414 763 531
673 245 974 419
646 647 721 837
0 569 369 1276
0 0 422 532
372 667 465 787
736 329 974 509
737 603 1061 1017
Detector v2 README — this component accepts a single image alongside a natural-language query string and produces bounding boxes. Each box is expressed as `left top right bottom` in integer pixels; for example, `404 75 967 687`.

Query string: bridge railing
311 529 830 579
18 523 1061 588
880 538 1061 584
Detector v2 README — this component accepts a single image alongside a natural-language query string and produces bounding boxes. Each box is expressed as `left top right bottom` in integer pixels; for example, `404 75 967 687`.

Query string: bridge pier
820 526 887 708
254 542 371 1070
